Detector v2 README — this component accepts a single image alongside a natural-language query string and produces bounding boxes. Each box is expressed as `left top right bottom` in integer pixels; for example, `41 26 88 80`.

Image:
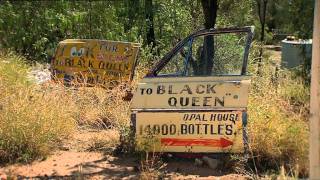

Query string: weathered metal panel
131 27 253 154
51 39 140 84
281 39 312 68
131 76 251 110
135 111 244 153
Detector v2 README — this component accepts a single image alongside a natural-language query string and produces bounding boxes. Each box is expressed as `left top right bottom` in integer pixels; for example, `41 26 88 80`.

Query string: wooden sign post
310 0 320 179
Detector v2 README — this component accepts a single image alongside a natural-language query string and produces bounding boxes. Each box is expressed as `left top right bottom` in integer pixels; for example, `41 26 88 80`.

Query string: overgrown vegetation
0 52 132 163
247 50 309 177
0 48 310 178
0 52 76 163
0 0 313 178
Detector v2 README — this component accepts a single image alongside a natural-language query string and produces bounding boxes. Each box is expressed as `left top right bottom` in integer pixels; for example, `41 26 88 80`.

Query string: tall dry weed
247 54 309 176
0 52 76 163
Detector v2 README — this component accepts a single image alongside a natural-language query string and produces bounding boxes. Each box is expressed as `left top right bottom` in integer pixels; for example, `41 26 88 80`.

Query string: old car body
131 27 254 153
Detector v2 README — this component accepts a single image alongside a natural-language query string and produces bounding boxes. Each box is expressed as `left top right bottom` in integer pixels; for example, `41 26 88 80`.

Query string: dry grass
0 50 310 178
247 56 309 176
0 52 133 163
139 152 166 180
86 129 120 152
70 85 131 129
0 52 76 163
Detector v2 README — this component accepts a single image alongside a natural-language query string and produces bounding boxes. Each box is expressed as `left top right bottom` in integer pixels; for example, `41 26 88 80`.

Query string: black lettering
168 85 177 94
180 85 192 94
210 124 217 134
226 125 233 135
170 124 176 135
140 88 145 95
195 114 201 121
210 114 217 121
222 114 229 121
203 124 209 134
218 124 224 135
206 84 216 94
230 114 235 121
203 97 211 106
180 97 189 106
188 124 194 134
77 59 83 67
168 97 177 106
146 88 152 95
183 114 189 121
145 125 152 135
192 97 200 106
153 125 160 135
190 114 196 120
157 85 165 94
195 124 201 134
196 84 205 94
214 97 225 107
202 114 207 121
86 46 95 58
162 124 168 135
181 124 187 134
65 58 73 66
229 114 236 124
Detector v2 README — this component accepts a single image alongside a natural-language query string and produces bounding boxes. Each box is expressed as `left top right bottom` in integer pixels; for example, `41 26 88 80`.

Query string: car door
131 27 254 153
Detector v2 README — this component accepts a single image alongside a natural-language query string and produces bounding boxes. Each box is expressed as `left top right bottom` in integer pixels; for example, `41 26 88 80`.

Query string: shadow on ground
0 151 248 179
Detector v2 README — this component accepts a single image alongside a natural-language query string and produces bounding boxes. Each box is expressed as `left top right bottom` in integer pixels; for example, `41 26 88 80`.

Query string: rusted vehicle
51 39 140 86
130 27 254 153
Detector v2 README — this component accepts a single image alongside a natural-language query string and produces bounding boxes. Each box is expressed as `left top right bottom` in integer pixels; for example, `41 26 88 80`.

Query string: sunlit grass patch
247 58 309 176
0 52 76 163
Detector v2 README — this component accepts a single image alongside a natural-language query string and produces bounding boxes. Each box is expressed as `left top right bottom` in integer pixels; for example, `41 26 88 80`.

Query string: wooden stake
310 0 320 179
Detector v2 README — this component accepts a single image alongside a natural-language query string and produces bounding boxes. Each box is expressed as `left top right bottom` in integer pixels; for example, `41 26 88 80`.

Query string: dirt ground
0 129 250 179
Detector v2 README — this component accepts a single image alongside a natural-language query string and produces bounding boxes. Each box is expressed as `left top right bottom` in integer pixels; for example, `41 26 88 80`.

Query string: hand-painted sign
135 111 244 153
131 76 251 110
51 39 140 85
131 27 254 154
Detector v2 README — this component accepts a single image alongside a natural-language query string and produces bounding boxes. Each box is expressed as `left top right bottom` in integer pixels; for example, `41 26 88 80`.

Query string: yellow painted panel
131 76 251 109
51 39 140 84
136 111 244 153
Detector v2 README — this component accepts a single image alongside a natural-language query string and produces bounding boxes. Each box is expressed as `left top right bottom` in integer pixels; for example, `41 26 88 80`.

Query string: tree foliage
0 0 314 63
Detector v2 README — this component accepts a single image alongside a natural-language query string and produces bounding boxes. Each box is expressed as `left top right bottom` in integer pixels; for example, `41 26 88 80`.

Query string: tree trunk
124 0 139 32
145 0 156 48
200 0 218 75
256 0 268 72
88 0 92 38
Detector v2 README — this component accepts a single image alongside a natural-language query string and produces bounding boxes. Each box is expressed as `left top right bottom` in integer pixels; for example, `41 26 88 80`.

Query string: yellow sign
136 111 244 153
132 76 250 153
131 76 251 110
51 39 140 85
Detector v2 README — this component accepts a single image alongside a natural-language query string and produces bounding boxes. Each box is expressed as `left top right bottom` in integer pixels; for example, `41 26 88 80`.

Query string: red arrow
161 138 233 148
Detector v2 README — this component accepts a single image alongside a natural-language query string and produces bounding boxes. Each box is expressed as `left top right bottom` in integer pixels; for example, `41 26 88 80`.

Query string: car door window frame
146 26 254 78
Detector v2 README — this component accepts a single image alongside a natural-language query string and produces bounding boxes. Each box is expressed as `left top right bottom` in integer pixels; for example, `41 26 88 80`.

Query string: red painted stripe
161 138 233 148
